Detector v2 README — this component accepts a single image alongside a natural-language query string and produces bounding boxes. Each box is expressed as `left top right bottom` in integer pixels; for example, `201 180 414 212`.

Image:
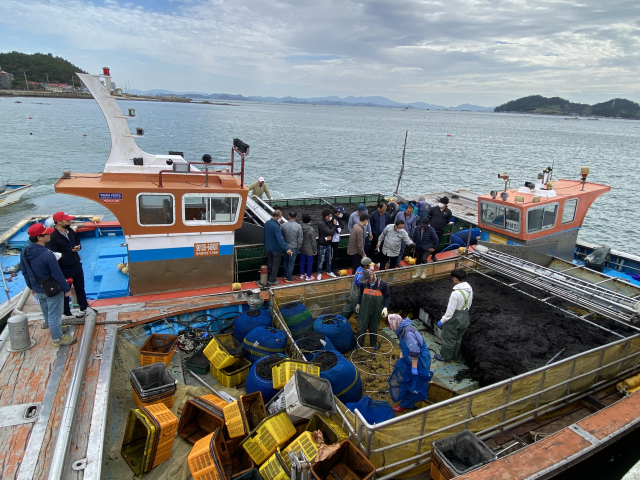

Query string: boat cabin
477 168 610 260
54 70 250 294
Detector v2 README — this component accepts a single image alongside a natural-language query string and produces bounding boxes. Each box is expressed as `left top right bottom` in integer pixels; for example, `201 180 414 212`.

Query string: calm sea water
1 96 639 251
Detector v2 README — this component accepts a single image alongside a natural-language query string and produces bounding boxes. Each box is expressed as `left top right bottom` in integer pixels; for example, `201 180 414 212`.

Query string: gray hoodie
299 224 317 256
378 224 414 257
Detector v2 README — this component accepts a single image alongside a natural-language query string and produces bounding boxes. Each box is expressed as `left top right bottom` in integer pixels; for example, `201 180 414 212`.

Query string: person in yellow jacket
248 177 272 200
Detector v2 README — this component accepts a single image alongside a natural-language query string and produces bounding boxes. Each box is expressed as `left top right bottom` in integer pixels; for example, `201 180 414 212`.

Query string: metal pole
47 309 97 480
0 259 11 302
465 223 473 255
187 370 236 403
394 131 408 196
13 286 31 314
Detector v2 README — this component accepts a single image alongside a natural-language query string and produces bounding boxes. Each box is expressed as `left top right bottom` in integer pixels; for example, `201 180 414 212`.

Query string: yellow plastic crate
204 334 243 369
304 413 347 445
200 394 229 410
223 392 266 439
121 409 156 477
271 360 320 390
210 357 251 388
240 412 296 465
259 449 290 480
140 403 178 469
282 431 319 470
187 428 230 480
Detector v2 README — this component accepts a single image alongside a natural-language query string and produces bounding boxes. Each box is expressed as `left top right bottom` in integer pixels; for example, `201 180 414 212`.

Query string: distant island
0 51 86 88
495 95 640 119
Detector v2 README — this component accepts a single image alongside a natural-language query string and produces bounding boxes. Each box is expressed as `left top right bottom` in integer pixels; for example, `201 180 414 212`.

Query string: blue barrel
313 314 356 354
245 354 287 403
243 327 287 363
279 302 313 339
233 309 272 344
452 228 481 247
295 332 336 360
313 350 362 404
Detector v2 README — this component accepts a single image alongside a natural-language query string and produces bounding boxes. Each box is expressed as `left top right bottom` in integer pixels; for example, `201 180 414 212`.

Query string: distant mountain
131 89 493 111
495 95 640 119
0 51 87 88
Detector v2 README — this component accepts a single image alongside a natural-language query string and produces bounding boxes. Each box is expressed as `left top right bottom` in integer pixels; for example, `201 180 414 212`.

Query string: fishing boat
1 68 640 480
0 177 32 208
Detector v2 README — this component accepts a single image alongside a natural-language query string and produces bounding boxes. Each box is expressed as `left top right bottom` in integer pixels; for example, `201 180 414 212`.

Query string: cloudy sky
1 0 638 106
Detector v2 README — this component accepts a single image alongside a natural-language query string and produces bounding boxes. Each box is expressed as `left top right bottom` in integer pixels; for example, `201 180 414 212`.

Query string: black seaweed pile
255 355 285 380
313 351 339 371
389 275 633 387
187 349 209 367
297 332 331 352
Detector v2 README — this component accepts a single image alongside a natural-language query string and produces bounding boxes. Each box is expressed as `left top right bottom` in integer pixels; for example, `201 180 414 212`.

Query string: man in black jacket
368 201 391 267
46 212 88 318
426 196 453 261
317 209 338 279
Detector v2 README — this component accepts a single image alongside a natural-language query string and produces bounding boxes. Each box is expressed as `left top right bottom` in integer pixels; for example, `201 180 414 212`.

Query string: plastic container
188 427 231 480
240 412 297 465
139 333 178 366
304 414 347 445
211 357 252 388
313 350 362 404
205 334 244 369
121 409 156 476
243 327 288 362
271 359 320 390
228 437 256 479
201 393 230 410
184 346 211 375
279 302 313 339
234 468 265 480
282 431 319 469
283 370 336 420
140 403 178 469
431 430 496 479
224 392 267 439
233 309 273 344
132 387 175 409
312 314 356 353
245 354 288 404
259 449 289 480
130 363 178 398
178 397 226 445
310 440 375 480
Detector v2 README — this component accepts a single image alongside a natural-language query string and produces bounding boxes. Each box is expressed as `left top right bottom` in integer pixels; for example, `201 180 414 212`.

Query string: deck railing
269 258 640 479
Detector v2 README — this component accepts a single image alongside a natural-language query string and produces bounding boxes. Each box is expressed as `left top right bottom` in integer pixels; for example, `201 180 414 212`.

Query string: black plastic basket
130 363 178 399
432 430 496 476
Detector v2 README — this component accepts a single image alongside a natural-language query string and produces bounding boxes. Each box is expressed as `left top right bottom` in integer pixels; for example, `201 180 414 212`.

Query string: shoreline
0 90 234 105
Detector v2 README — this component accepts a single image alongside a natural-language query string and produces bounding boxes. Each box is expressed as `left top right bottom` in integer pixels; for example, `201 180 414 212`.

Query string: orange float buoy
83 134 87 136
29 116 33 119
447 134 452 137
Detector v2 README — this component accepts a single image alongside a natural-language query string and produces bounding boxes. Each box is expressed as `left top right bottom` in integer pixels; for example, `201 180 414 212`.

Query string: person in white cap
248 177 272 200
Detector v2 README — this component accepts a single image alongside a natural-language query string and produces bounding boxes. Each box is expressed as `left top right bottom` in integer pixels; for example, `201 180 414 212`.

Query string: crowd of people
262 197 453 286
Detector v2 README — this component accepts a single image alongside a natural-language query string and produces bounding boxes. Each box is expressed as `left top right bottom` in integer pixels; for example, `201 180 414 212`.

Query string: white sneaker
317 273 322 280
62 313 75 319
327 272 336 278
76 310 86 318
375 263 380 268
305 276 313 281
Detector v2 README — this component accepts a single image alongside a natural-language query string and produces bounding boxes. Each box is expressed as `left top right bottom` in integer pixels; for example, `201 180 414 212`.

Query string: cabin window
137 194 174 226
183 194 240 226
480 202 520 233
527 203 558 233
562 198 578 224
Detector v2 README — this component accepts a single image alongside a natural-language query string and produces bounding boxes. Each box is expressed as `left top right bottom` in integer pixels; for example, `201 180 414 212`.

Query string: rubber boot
421 267 427 279
412 267 420 279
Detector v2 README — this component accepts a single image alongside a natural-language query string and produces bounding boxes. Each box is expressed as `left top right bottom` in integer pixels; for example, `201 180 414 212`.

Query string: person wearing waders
435 269 473 362
355 269 390 350
388 314 434 413
340 257 373 320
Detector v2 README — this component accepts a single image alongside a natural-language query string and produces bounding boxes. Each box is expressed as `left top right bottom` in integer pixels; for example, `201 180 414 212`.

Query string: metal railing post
501 382 513 424
534 370 547 414
565 358 578 397
416 412 428 454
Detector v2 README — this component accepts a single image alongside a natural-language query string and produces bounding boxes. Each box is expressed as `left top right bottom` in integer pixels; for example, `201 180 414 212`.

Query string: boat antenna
394 130 408 197
550 158 555 181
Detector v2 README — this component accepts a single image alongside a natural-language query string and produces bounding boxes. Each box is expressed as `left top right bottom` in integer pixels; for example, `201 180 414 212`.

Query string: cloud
0 0 639 104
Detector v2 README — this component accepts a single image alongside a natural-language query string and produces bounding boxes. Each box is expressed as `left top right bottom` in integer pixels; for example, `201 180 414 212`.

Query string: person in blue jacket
388 314 434 413
263 210 292 286
20 223 75 347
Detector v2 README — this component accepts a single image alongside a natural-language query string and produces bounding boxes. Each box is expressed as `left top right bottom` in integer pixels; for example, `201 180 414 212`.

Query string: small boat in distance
0 176 32 207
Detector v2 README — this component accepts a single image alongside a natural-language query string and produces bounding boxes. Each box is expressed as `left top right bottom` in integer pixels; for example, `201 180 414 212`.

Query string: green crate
184 347 211 375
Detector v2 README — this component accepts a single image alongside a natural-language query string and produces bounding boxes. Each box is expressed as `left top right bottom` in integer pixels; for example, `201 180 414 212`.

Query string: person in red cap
20 223 76 347
46 212 88 318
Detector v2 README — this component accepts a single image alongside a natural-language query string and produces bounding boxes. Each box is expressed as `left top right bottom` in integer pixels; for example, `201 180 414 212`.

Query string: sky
1 0 639 107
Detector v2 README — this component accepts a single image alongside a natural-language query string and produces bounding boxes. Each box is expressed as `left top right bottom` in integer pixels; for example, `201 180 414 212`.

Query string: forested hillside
0 52 86 87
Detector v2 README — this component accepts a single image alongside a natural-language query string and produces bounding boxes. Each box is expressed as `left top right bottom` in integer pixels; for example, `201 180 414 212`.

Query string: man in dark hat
426 196 453 261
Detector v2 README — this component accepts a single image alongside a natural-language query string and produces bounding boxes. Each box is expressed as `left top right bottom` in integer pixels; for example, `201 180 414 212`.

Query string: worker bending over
340 256 373 320
435 269 473 362
355 270 390 350
388 314 434 413
248 177 272 200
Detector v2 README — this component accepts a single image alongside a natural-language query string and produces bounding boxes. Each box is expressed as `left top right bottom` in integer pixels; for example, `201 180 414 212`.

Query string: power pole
46 73 49 84
23 71 29 91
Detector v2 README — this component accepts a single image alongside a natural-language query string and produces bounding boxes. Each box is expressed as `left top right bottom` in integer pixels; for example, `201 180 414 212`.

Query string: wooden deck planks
31 318 107 479
61 323 106 479
0 424 32 479
0 322 59 408
577 390 640 440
